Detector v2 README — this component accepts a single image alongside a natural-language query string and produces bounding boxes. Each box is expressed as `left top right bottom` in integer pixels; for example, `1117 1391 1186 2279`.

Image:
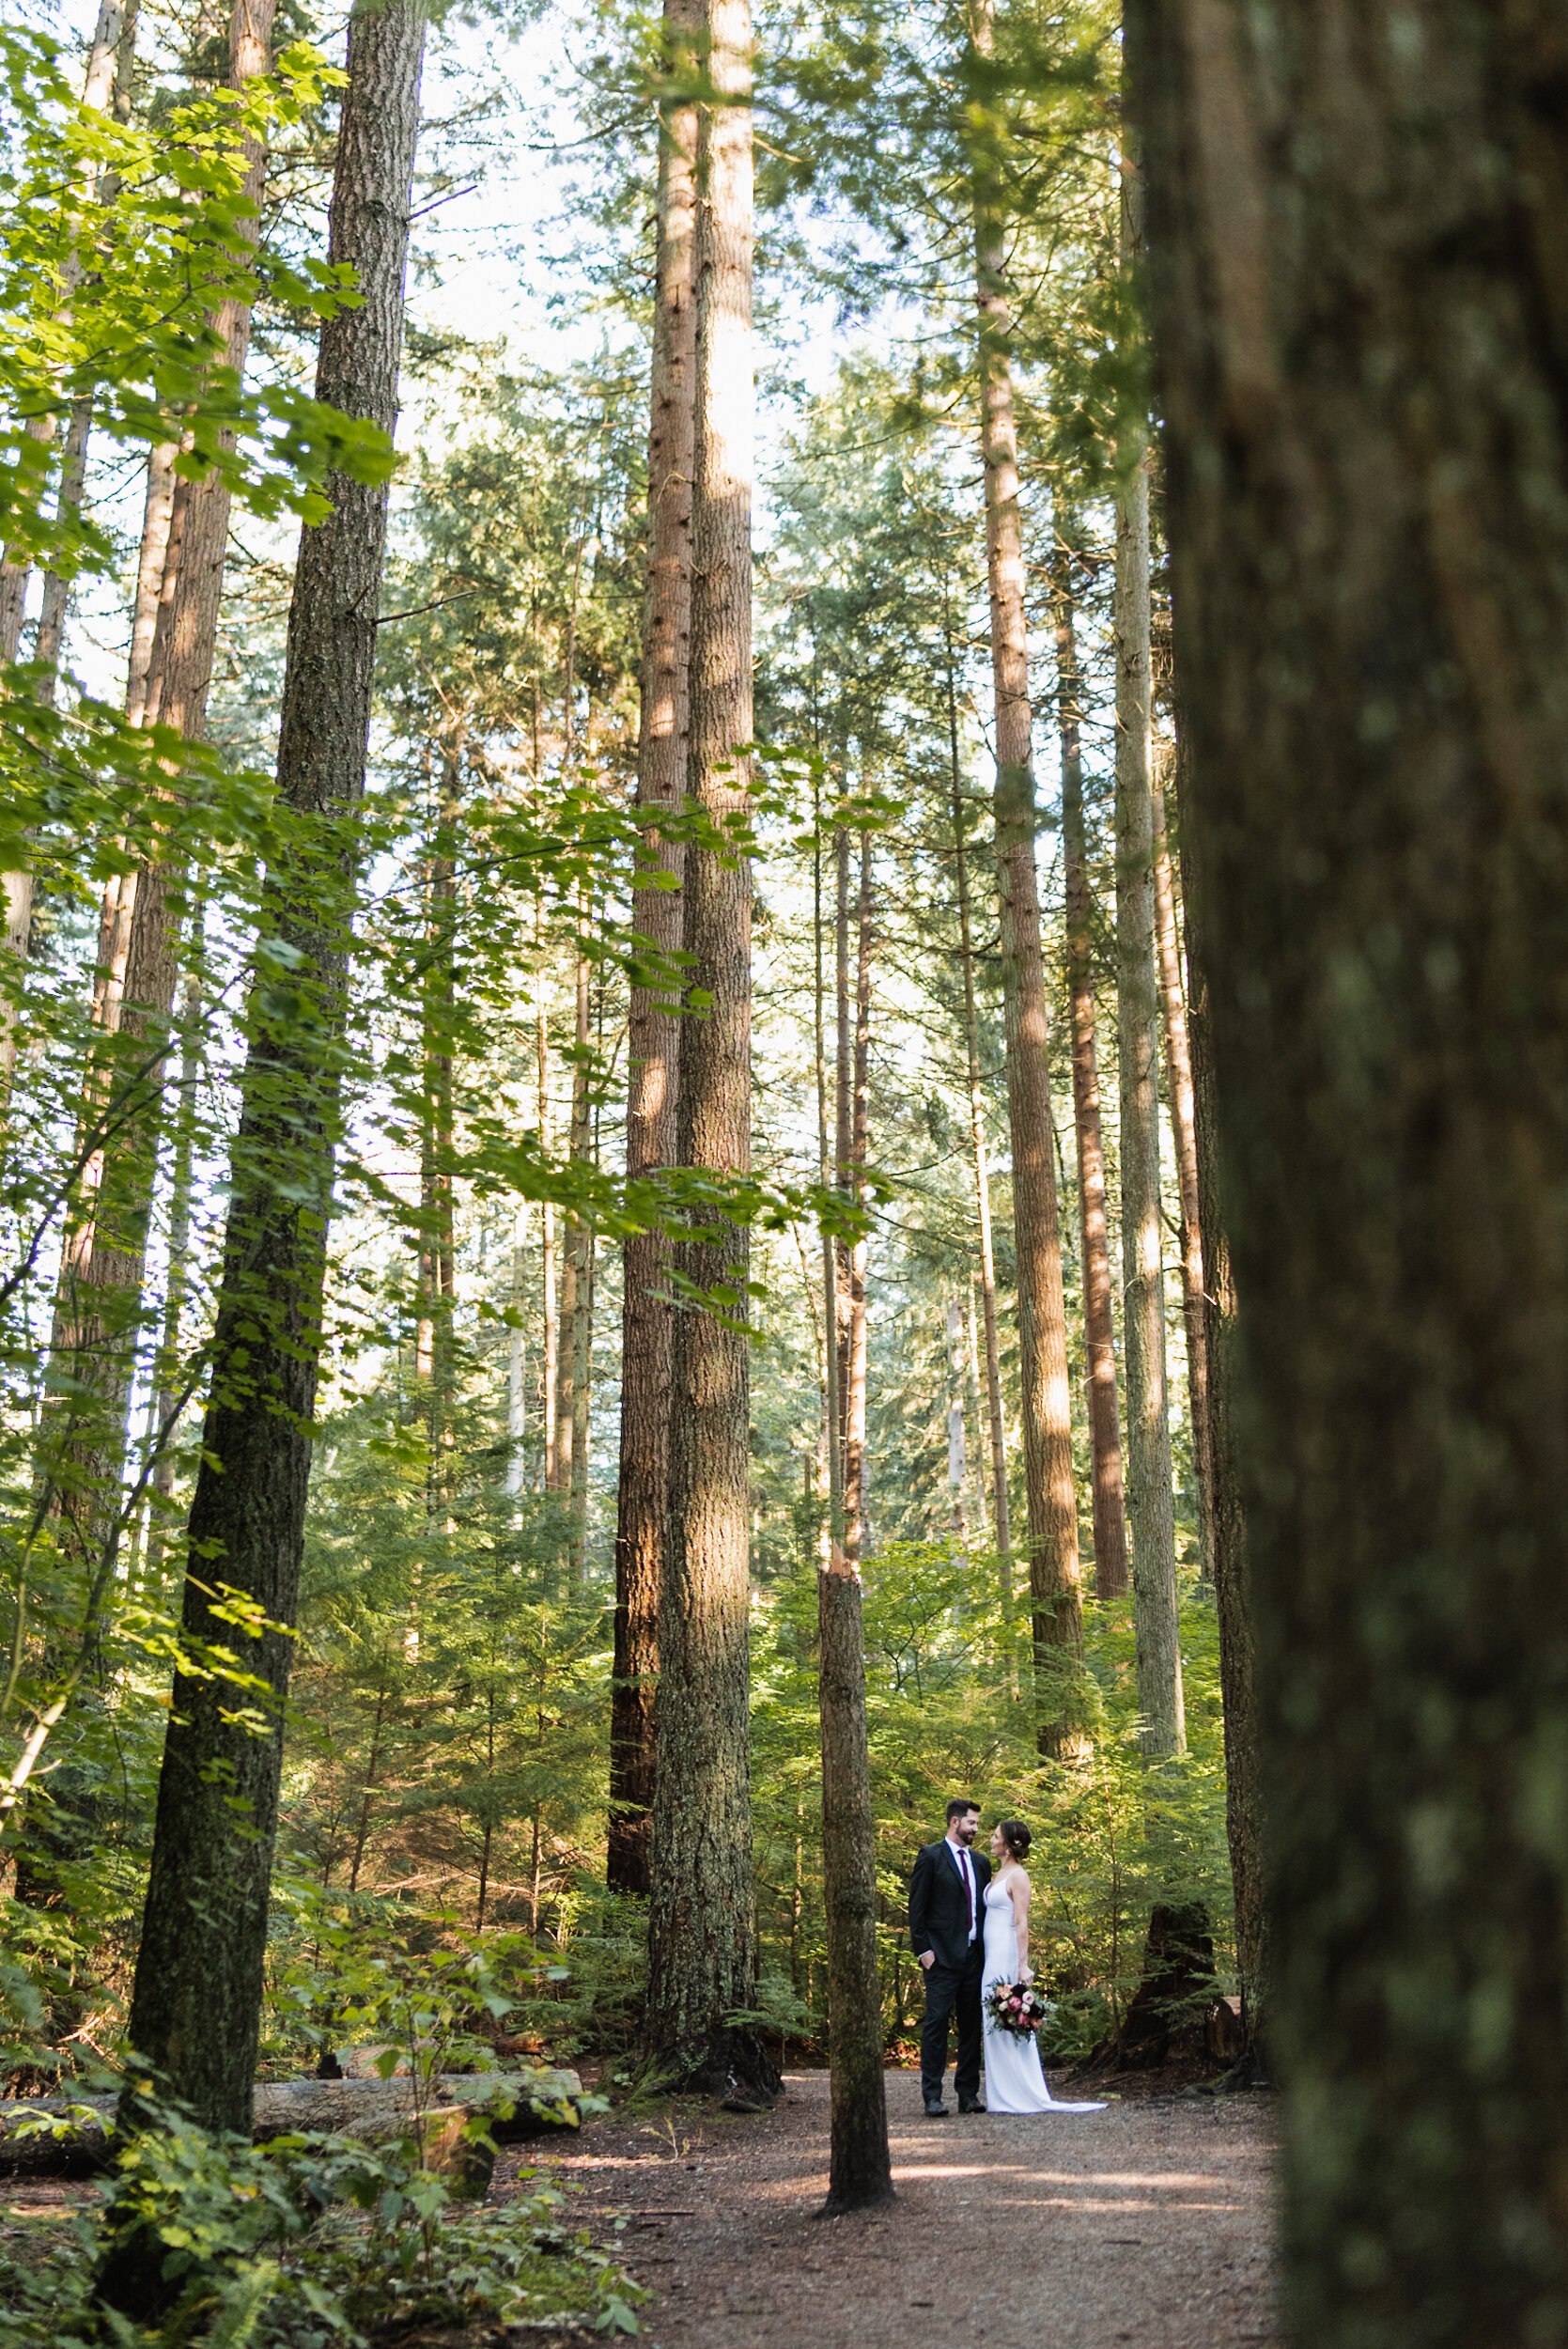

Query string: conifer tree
109 0 425 2186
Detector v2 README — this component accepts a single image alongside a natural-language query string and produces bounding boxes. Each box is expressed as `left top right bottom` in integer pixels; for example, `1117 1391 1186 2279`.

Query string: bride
981 1821 1106 2116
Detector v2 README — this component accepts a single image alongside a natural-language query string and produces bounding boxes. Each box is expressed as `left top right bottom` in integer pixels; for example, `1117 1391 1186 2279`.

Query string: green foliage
0 2107 642 2348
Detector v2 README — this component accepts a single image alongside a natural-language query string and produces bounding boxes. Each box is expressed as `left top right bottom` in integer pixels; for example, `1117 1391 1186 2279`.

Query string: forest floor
511 2065 1279 2349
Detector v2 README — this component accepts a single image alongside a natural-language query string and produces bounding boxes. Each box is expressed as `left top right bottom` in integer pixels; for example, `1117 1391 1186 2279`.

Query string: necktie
955 1845 975 1937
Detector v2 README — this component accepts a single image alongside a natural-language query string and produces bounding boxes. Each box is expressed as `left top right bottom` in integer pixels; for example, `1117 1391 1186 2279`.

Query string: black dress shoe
957 2097 986 2113
924 2097 949 2118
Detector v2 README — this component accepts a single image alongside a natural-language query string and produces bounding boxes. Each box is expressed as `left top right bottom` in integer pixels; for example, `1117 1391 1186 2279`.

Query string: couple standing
908 1797 1106 2118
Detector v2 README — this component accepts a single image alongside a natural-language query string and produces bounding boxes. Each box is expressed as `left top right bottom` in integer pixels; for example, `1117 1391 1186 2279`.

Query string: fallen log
0 2066 584 2178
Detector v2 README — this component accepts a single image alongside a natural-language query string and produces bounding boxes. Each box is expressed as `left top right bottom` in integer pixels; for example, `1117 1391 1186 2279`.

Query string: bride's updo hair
998 1819 1032 1859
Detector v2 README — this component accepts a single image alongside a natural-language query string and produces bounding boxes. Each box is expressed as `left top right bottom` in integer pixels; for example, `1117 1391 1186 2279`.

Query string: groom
908 1797 992 2117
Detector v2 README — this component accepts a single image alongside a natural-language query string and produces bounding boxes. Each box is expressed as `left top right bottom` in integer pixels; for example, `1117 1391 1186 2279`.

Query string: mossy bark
1130 0 1568 2330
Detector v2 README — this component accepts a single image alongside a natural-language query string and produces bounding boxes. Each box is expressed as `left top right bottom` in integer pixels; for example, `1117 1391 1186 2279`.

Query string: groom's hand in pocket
920 1952 935 1969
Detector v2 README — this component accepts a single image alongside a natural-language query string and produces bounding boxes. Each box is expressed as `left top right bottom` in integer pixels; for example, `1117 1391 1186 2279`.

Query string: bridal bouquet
986 1980 1051 2039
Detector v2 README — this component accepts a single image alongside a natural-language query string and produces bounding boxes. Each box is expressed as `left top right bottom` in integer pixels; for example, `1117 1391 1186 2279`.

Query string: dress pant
920 1939 984 2102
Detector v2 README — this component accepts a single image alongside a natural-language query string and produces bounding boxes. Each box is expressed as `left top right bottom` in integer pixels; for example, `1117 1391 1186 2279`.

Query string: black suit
908 1836 992 2104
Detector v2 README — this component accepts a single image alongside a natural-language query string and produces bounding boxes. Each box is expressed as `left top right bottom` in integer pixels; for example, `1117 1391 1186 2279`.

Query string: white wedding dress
981 1877 1107 2114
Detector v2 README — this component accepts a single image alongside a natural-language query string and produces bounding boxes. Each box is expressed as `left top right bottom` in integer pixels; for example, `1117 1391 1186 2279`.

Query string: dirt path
515 2067 1278 2349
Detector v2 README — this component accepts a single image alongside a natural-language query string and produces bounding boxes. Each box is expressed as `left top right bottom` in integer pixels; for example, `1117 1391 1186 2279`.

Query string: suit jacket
908 1837 993 1972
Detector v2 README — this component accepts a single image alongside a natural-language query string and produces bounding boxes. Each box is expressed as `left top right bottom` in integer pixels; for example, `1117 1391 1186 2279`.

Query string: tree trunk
817 788 890 2215
1182 849 1265 2065
944 630 1012 1571
558 921 591 1573
609 0 696 1897
1113 163 1185 1758
537 973 558 1492
141 927 203 1593
843 834 872 1557
817 1544 893 2209
506 1205 527 1500
644 0 774 2103
109 0 423 2206
1054 538 1129 1600
46 0 279 1579
1151 760 1214 1580
970 0 1085 1759
1126 0 1568 2332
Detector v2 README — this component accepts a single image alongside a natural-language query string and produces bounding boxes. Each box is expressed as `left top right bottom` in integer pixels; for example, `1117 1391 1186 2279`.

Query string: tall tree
644 0 775 2100
109 0 424 2183
1129 0 1568 2334
943 623 1012 1567
47 0 280 1574
1151 762 1213 1578
1054 535 1129 1599
1113 156 1184 1756
608 0 698 1897
970 0 1085 1758
817 826 892 2210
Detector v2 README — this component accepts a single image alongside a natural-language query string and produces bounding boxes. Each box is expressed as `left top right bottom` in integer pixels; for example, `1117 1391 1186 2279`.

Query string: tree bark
1113 162 1185 1756
944 630 1012 1571
558 921 592 1576
644 0 775 2103
1126 0 1568 2331
1182 853 1265 2063
1054 538 1129 1600
843 834 872 1557
537 973 558 1492
110 0 423 2196
970 0 1085 1759
608 0 696 1901
1152 759 1214 1579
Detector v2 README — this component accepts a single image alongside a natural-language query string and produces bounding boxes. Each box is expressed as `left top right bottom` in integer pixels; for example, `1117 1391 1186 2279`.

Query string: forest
0 0 1562 2343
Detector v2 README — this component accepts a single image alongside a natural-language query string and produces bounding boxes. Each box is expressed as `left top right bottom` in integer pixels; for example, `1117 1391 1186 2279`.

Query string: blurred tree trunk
608 0 696 1898
644 0 775 2104
1128 0 1568 2331
1152 763 1214 1579
1182 848 1265 2063
970 0 1085 1760
1114 159 1184 1757
1054 538 1129 1600
106 0 424 2219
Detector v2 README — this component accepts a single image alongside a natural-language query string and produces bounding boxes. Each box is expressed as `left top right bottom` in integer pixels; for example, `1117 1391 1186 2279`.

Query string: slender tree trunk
644 0 775 2103
107 0 424 2216
1126 0 1568 2329
141 928 202 1594
1151 759 1214 1579
1183 847 1265 2061
506 1204 527 1501
608 0 697 1900
1054 545 1130 1600
817 799 890 2217
944 639 1012 1572
842 835 872 1554
0 0 138 1109
124 443 179 732
557 921 591 1560
946 1298 967 1532
815 790 846 1561
970 0 1085 1759
1113 159 1184 1757
833 819 852 1467
46 0 279 1577
537 977 558 1492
